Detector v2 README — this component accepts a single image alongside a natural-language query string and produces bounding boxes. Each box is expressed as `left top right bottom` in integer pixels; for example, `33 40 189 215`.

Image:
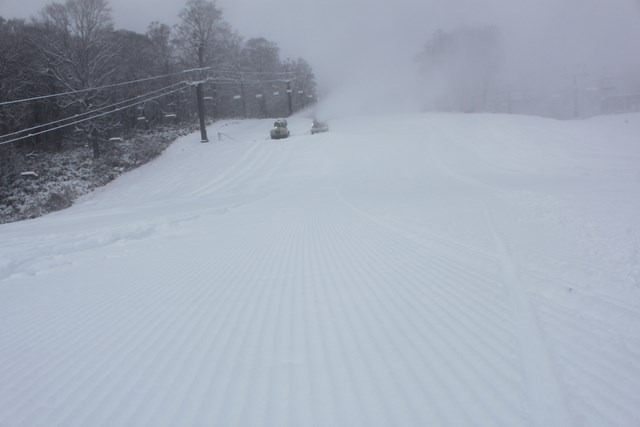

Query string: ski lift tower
193 33 208 143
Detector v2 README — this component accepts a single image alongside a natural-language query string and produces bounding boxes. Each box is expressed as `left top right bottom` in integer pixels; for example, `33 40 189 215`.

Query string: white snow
19 172 39 178
1 112 640 426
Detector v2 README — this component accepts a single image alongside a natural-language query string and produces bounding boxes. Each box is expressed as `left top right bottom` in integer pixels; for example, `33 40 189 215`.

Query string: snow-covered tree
282 57 317 111
175 0 228 68
35 0 119 157
0 18 33 137
147 22 175 75
37 0 116 96
242 37 280 73
418 26 503 112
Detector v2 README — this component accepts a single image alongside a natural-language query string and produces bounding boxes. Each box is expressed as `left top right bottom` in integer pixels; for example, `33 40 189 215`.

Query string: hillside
1 112 639 426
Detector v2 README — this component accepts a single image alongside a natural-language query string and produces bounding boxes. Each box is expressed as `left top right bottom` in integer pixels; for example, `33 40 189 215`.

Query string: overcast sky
2 0 640 110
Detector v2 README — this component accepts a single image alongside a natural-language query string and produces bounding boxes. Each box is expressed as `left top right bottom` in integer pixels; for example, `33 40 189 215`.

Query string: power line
0 69 201 107
201 78 295 86
215 69 296 76
0 76 300 145
246 78 296 84
0 81 189 141
0 68 296 107
0 85 189 146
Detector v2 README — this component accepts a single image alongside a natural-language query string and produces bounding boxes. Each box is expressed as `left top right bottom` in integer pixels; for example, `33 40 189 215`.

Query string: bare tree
282 57 317 111
147 22 175 75
175 0 225 67
35 0 118 157
0 18 33 136
242 38 283 117
38 0 116 93
242 37 280 73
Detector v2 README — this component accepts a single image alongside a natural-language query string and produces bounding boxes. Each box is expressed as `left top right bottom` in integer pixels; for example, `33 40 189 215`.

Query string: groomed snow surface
1 112 639 426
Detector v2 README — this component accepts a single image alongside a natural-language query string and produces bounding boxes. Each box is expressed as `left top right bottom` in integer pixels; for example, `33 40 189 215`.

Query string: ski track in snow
1 113 640 426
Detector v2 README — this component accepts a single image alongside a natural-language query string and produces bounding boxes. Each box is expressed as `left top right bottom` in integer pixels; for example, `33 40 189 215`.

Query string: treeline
415 26 639 118
0 0 317 157
416 26 502 114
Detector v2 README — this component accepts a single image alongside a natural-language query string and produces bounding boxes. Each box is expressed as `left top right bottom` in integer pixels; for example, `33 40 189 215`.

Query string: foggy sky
2 0 640 111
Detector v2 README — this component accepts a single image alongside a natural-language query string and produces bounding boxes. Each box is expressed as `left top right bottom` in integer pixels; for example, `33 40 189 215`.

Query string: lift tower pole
286 80 293 117
196 42 208 143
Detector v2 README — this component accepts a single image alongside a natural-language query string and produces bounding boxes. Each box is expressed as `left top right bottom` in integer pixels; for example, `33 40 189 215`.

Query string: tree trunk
91 133 100 159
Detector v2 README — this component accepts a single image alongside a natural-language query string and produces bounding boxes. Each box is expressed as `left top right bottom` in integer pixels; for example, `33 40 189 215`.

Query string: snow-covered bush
0 126 189 224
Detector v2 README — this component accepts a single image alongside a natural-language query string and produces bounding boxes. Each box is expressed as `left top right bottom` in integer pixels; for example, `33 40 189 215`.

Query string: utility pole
572 74 580 118
568 65 589 119
195 41 208 143
89 126 100 159
211 83 218 118
286 80 293 116
239 74 248 119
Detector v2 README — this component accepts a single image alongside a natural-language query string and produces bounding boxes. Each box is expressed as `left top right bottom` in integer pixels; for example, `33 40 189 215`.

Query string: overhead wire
0 67 304 146
0 68 296 107
215 68 296 76
201 77 294 85
0 69 202 107
0 85 190 146
0 81 189 141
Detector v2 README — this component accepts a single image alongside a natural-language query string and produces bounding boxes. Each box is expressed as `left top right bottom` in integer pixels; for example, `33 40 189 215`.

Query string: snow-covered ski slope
1 113 640 426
